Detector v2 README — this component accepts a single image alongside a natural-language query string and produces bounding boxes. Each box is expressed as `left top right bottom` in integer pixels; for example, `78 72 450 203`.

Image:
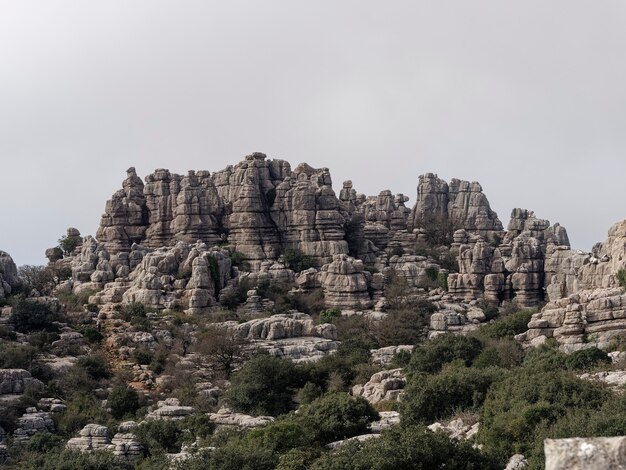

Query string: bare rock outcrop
13 408 55 441
352 368 407 404
519 287 626 352
318 255 373 309
407 173 503 240
208 407 274 429
0 251 20 300
66 423 143 460
544 436 626 470
0 369 44 395
145 398 194 420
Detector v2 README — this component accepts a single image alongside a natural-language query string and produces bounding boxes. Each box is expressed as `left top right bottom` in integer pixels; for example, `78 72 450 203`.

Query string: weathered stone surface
544 436 626 470
0 369 44 395
317 255 372 309
407 173 503 239
208 407 274 428
13 408 55 441
427 418 479 441
520 288 626 352
352 368 407 404
67 423 143 460
505 454 529 470
370 345 414 367
0 251 20 300
146 398 194 420
222 313 337 341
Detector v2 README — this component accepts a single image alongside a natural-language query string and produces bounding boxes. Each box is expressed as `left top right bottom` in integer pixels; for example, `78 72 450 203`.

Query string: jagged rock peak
0 251 20 300
407 173 503 236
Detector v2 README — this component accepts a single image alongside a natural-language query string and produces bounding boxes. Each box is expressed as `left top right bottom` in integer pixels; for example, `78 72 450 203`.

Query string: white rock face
66 423 143 460
352 369 407 404
427 418 479 441
544 437 626 470
0 251 20 300
146 398 194 420
505 454 528 470
370 345 414 367
208 407 274 429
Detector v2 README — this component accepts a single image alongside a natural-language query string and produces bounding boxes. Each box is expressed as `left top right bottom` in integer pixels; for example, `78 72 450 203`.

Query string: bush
282 248 313 273
472 338 525 369
108 385 140 420
478 368 609 465
400 363 502 425
225 354 306 416
10 297 58 333
309 425 496 470
18 265 57 295
476 310 533 340
320 308 341 324
132 347 154 366
58 233 83 256
76 355 111 381
55 393 112 437
408 334 483 374
617 269 626 287
11 449 133 470
564 347 611 370
298 392 379 443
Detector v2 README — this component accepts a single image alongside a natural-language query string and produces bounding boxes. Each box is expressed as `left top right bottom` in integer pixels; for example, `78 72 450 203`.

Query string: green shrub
76 355 111 381
79 326 103 344
343 216 364 258
282 248 313 273
132 347 154 365
617 269 626 287
473 338 525 369
10 297 58 333
298 392 379 443
180 437 278 470
55 393 112 437
27 432 65 453
425 266 438 281
297 382 324 405
58 234 83 256
390 349 412 368
408 334 483 374
225 354 306 416
400 363 502 425
476 310 533 339
478 368 609 465
276 448 321 470
320 308 341 324
309 425 496 470
12 449 133 470
564 347 611 370
108 385 139 420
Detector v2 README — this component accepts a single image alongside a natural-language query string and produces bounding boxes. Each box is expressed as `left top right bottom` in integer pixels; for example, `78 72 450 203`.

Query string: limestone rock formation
13 408 55 441
145 398 194 420
317 255 373 309
352 368 407 404
0 251 19 300
407 173 503 240
544 436 626 470
519 287 626 352
448 209 571 308
66 423 143 460
208 407 274 429
427 418 480 441
0 369 44 395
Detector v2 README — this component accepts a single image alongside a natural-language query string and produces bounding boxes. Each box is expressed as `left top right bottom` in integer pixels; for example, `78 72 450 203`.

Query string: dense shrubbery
282 248 313 273
407 334 483 374
309 425 497 469
476 310 534 340
225 354 306 416
10 297 59 333
617 269 626 287
108 385 140 419
401 363 503 424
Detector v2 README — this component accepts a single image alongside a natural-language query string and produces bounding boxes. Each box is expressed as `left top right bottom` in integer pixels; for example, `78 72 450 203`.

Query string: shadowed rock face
0 251 20 300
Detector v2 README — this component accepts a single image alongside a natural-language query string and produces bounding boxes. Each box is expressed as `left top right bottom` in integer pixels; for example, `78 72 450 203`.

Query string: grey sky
1 0 625 266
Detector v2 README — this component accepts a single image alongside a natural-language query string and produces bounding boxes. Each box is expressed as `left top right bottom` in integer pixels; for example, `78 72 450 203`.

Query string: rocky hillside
1 153 625 469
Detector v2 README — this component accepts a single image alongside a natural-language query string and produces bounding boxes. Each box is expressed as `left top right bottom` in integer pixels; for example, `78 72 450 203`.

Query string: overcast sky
1 1 625 266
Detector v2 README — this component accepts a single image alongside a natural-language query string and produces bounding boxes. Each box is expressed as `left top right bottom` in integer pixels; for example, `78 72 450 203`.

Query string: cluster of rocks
326 411 401 450
427 418 480 441
544 436 626 470
207 407 274 429
218 313 340 362
66 422 143 461
520 220 626 351
0 369 44 395
13 407 55 441
448 209 570 308
352 368 407 404
145 398 194 420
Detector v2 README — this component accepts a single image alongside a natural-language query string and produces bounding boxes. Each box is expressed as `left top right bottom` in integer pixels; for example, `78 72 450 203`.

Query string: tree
10 297 58 333
194 325 244 377
108 384 140 419
225 354 305 416
408 334 483 374
282 248 313 273
18 265 56 295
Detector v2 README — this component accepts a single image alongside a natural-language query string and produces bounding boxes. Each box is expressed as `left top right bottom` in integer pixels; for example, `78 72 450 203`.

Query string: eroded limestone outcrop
0 251 20 300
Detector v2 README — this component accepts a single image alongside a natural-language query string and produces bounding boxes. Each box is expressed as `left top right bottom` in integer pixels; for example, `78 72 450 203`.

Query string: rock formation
544 436 626 470
0 251 19 300
448 209 572 308
352 369 407 404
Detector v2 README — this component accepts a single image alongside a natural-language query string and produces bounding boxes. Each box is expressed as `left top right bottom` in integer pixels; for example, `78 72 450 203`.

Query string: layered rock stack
448 209 571 308
0 251 20 300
